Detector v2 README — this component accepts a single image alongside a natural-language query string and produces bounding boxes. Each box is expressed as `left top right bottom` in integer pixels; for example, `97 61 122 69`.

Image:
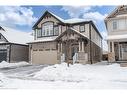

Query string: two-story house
105 5 127 62
28 11 102 64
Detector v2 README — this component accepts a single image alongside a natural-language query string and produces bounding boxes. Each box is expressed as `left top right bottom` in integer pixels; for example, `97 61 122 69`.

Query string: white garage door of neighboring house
32 50 58 64
0 49 7 62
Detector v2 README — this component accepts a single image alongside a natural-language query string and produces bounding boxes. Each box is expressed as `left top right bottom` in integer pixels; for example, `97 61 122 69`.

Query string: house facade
105 5 127 62
0 26 33 63
28 11 102 64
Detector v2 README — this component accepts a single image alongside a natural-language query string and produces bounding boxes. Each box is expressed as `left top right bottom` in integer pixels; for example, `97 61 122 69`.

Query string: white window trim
42 22 53 36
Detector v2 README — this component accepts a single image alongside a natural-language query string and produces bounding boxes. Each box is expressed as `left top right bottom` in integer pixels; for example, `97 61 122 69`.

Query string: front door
119 44 127 60
71 45 78 59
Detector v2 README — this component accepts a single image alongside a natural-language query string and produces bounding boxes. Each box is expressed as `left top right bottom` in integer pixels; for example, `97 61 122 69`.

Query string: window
54 26 59 35
123 44 127 52
80 25 85 32
37 29 41 37
119 19 125 30
113 21 117 30
0 35 1 39
42 22 53 36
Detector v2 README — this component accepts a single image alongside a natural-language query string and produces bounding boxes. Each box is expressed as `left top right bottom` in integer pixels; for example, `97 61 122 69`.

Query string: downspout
101 38 103 61
89 22 93 64
9 44 11 63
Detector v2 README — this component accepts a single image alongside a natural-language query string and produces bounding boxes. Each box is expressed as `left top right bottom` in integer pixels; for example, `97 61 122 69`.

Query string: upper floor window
80 25 85 32
112 21 117 30
37 29 41 37
54 25 59 35
42 22 53 36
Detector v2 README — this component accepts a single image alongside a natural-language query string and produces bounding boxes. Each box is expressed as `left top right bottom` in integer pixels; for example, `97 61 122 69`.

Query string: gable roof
33 11 92 29
104 5 127 29
105 5 127 20
32 11 65 29
0 25 34 45
55 28 89 41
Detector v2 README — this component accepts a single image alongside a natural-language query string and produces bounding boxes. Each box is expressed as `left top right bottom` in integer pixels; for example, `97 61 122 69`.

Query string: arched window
42 22 53 36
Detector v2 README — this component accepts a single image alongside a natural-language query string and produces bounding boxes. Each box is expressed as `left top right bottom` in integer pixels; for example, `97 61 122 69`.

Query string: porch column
82 41 84 52
61 43 62 53
112 41 115 53
108 41 110 52
78 41 81 52
118 42 121 60
58 43 60 52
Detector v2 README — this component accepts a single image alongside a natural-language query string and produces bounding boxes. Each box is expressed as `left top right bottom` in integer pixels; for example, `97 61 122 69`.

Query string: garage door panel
0 49 7 62
32 51 57 64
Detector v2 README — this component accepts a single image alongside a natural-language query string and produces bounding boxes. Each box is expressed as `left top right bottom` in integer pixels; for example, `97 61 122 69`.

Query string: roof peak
0 26 5 31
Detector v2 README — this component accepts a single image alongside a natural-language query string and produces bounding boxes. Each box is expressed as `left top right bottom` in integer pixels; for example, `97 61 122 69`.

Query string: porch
56 28 89 64
108 41 127 62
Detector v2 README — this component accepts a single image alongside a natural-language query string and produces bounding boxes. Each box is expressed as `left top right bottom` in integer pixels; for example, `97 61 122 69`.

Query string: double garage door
0 49 7 62
32 50 58 64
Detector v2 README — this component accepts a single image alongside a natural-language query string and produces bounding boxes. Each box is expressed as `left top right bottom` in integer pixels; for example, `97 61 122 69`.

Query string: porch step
115 61 127 67
115 61 127 63
120 63 127 67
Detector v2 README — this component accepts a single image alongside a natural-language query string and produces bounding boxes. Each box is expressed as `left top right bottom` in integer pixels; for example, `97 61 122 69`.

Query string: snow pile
0 73 9 87
0 61 30 68
34 62 127 82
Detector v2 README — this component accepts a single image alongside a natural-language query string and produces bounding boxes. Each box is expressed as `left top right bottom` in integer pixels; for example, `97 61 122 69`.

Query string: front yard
0 61 127 89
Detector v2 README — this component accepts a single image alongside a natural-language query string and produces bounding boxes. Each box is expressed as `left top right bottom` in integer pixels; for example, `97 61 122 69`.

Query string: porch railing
61 53 65 63
73 53 78 64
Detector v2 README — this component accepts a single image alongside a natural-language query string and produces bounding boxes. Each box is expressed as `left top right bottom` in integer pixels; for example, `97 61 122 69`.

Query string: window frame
54 25 59 36
79 25 85 32
37 28 42 38
112 20 117 30
41 21 55 37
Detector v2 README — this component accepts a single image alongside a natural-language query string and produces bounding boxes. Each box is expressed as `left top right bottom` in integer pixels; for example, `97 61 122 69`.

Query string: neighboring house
105 5 127 62
28 11 102 64
0 26 33 63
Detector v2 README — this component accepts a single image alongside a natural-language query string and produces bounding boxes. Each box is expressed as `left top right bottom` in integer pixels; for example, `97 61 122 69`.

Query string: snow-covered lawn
1 61 127 89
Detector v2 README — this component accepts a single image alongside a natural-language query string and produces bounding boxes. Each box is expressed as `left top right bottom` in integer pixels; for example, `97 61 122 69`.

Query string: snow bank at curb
34 62 127 82
0 61 30 68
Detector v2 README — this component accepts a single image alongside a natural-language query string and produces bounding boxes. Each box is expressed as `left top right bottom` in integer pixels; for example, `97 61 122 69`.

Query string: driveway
0 64 48 79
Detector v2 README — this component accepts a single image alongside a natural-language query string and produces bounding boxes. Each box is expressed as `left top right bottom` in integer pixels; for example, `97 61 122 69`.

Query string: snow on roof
49 11 65 22
64 18 89 24
49 11 90 24
107 34 127 40
28 36 58 43
0 26 34 45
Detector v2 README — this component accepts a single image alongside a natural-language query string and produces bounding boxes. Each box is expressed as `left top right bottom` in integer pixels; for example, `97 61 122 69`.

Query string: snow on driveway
1 61 127 89
0 61 49 78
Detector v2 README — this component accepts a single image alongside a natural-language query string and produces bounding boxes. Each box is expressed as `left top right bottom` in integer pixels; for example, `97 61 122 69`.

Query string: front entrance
0 49 7 62
119 43 127 60
71 45 78 59
63 41 79 63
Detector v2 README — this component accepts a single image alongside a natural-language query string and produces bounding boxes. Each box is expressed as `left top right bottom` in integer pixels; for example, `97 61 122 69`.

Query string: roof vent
0 26 5 31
